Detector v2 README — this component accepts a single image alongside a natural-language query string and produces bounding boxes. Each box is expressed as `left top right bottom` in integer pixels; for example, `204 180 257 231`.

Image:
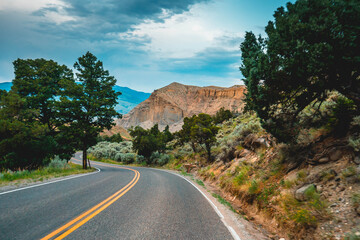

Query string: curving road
0 153 234 240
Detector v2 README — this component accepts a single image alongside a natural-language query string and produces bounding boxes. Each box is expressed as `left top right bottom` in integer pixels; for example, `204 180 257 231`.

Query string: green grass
212 193 237 213
180 170 192 177
0 163 95 186
196 179 205 187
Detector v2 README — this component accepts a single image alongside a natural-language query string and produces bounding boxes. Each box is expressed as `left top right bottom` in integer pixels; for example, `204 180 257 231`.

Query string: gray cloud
160 47 241 77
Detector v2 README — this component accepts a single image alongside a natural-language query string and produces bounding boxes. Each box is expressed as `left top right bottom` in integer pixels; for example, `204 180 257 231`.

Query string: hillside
117 82 246 131
0 82 150 114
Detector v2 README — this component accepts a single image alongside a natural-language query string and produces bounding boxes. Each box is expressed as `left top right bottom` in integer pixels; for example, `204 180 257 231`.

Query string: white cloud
118 4 225 58
0 0 75 25
0 0 64 12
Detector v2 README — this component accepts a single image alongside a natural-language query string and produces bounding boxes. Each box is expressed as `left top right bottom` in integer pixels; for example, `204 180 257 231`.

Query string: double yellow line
41 164 140 240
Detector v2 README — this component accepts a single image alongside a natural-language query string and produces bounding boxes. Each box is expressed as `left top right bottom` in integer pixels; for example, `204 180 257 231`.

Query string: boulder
329 149 342 161
295 184 316 201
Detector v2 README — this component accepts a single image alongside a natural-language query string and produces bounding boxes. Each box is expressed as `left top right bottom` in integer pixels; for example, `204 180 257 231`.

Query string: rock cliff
117 82 246 132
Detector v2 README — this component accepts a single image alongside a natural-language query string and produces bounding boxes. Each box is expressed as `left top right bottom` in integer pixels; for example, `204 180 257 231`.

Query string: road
0 153 234 240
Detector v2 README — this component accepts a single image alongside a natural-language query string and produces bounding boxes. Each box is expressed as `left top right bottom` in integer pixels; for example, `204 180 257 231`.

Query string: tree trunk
206 144 212 162
82 147 88 169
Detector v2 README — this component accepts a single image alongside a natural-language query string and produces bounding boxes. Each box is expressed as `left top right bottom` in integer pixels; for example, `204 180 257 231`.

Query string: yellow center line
55 172 140 240
41 161 140 240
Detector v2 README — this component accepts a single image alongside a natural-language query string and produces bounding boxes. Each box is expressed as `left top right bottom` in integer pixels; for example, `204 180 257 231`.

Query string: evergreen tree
240 0 360 142
59 52 121 169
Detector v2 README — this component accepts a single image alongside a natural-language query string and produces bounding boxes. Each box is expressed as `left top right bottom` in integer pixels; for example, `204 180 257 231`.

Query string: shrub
122 153 136 164
136 155 145 164
150 152 170 166
48 156 69 169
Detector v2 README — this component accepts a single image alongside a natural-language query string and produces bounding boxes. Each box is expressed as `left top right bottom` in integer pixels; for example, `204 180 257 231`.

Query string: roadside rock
295 184 316 201
319 157 330 164
329 149 343 161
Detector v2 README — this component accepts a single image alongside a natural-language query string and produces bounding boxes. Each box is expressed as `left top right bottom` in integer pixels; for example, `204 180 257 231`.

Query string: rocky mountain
0 82 150 114
117 82 246 132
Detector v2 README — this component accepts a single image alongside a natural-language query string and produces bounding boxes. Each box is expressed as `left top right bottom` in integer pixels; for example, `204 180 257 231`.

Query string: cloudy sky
0 0 291 92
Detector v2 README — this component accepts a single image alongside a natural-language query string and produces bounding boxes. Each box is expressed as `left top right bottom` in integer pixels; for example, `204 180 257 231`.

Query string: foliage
88 141 133 161
12 58 74 129
213 107 233 124
177 113 219 162
58 52 121 168
129 124 173 162
0 92 55 171
98 133 123 143
150 151 171 166
0 161 92 184
240 0 360 143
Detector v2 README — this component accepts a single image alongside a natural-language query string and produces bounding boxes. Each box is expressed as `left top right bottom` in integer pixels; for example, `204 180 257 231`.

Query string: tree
11 58 76 159
0 92 55 170
178 113 219 162
59 52 121 169
213 107 233 124
12 58 74 131
129 124 171 162
177 115 198 152
240 0 360 142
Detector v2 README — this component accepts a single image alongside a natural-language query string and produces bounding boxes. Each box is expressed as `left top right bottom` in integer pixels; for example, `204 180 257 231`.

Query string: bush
48 156 69 169
122 153 136 164
136 155 145 164
150 152 171 166
88 141 135 161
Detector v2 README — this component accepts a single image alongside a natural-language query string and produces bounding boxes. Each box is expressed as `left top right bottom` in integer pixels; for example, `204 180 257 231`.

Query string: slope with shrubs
165 103 360 239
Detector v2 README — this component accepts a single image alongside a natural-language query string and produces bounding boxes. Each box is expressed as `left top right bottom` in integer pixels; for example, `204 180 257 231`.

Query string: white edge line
151 168 241 240
0 167 100 196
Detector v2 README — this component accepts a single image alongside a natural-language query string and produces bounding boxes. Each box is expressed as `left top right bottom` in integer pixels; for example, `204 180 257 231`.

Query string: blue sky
0 0 291 92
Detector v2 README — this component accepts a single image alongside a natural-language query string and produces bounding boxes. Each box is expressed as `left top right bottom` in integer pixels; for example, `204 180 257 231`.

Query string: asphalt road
0 153 234 240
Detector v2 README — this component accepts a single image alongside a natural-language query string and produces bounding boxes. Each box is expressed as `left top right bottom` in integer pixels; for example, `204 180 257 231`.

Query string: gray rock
354 156 360 165
295 184 316 201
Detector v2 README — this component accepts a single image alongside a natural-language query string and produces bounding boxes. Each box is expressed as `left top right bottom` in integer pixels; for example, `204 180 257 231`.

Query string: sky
0 0 292 92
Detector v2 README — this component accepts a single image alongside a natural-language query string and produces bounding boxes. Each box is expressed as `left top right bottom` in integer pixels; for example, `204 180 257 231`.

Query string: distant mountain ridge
117 82 246 132
0 82 150 114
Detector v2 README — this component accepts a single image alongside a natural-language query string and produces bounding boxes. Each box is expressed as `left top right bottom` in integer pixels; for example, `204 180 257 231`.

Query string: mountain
0 82 150 114
117 82 246 132
0 82 12 92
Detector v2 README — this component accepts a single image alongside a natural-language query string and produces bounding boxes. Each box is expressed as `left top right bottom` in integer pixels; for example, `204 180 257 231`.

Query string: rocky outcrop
117 82 246 132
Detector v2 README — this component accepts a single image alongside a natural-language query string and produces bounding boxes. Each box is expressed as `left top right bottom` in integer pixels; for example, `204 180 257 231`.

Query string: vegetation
240 0 359 143
177 113 219 162
213 107 233 124
0 156 94 186
0 52 120 171
129 124 173 163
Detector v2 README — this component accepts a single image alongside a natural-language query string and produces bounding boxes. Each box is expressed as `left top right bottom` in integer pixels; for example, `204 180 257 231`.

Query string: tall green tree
11 58 76 159
240 0 360 142
12 58 74 131
59 52 121 169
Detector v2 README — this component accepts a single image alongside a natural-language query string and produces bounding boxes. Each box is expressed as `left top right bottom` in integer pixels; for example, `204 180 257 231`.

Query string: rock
316 185 323 193
356 207 360 215
295 184 316 201
354 156 360 165
117 83 246 132
329 149 343 161
254 137 270 148
319 157 330 163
